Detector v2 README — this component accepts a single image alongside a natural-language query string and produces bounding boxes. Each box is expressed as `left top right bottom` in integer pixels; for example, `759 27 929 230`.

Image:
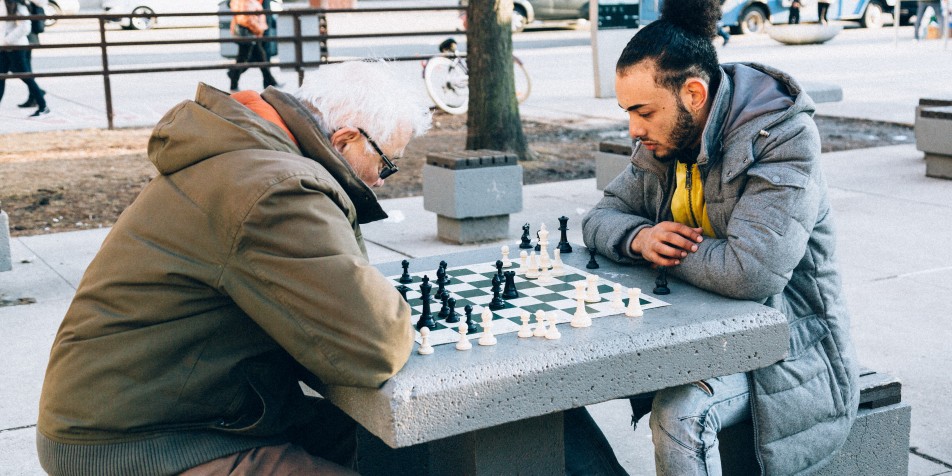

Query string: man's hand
630 222 703 267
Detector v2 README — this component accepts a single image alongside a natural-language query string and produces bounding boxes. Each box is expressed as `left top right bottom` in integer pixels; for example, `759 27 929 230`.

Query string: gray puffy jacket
583 62 858 475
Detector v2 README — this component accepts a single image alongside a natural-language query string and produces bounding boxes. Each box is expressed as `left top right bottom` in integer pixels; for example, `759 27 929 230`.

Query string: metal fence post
98 18 115 130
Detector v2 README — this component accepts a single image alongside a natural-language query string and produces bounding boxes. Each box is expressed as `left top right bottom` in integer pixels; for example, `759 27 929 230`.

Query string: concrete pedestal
0 210 12 272
915 101 952 180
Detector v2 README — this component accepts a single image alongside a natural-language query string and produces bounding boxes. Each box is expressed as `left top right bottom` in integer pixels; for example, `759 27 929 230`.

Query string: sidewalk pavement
2 140 952 473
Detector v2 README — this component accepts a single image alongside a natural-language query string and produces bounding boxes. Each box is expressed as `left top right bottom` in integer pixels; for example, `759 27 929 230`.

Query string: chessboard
388 260 670 346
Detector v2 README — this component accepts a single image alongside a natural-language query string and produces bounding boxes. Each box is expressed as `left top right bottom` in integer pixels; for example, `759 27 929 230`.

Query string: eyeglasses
357 128 399 180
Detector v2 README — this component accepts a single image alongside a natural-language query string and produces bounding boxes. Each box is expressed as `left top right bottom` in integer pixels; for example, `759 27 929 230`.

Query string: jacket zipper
748 377 767 475
685 164 700 229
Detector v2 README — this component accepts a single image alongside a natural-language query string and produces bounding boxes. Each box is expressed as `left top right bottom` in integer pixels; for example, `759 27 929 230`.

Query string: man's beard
655 97 703 162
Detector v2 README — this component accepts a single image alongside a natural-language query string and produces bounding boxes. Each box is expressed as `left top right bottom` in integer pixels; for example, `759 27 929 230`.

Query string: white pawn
501 245 512 268
585 275 601 303
611 283 625 311
543 310 561 340
626 288 644 317
525 251 540 279
478 308 497 346
571 283 591 328
456 321 472 350
552 248 564 276
517 310 533 338
533 309 548 337
518 250 528 275
418 327 434 355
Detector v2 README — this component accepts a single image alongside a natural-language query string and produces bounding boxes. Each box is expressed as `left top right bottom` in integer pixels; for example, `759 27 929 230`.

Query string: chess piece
517 310 533 338
518 250 528 275
399 259 413 284
495 260 505 282
435 277 447 303
418 327 434 355
501 245 512 267
626 288 644 317
396 284 411 302
437 260 451 285
571 284 591 328
611 283 625 311
538 223 551 267
543 310 561 340
456 321 472 350
489 275 506 310
585 275 601 303
586 247 600 269
502 270 519 300
551 249 564 277
557 216 573 253
478 309 497 346
654 267 670 295
519 223 533 249
465 304 478 335
445 297 460 323
533 310 547 337
525 252 540 279
534 231 541 252
416 276 436 330
538 255 554 284
438 290 450 319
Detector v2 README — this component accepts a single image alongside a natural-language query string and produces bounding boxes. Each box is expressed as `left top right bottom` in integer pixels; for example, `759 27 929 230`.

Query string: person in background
914 0 944 40
1 0 48 116
16 0 46 108
716 19 730 45
789 0 802 24
37 60 431 474
817 0 831 23
581 0 858 473
228 0 279 91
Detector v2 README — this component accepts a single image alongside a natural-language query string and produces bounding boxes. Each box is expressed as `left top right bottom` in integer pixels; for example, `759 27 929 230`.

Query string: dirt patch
0 113 914 237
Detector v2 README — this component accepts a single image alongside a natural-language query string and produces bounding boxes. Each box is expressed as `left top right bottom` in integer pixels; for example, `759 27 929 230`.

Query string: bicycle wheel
424 56 469 115
513 56 531 104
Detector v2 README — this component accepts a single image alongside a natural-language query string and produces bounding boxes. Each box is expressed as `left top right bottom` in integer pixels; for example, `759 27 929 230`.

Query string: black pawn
489 274 506 310
398 259 413 284
445 297 460 323
534 231 541 252
502 270 519 300
396 284 411 302
437 260 451 285
495 259 505 281
464 305 478 334
416 276 436 330
557 216 573 253
586 247 600 269
653 266 671 295
519 223 533 249
438 291 450 318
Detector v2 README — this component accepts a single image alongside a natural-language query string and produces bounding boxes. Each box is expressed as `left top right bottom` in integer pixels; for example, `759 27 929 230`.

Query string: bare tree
465 0 534 160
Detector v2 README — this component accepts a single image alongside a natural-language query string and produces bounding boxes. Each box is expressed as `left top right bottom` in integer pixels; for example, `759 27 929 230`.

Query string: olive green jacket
37 84 414 475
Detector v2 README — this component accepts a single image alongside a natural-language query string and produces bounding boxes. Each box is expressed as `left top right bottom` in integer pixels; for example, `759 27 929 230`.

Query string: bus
639 0 911 34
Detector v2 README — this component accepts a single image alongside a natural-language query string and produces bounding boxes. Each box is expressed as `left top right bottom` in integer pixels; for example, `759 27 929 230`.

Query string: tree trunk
465 0 534 160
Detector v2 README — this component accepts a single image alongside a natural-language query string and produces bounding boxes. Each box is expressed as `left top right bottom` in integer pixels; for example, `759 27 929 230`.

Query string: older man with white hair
36 60 431 475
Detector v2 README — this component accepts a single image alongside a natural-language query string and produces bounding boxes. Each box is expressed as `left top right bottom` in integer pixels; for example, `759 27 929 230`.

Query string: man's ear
330 127 362 153
681 78 709 113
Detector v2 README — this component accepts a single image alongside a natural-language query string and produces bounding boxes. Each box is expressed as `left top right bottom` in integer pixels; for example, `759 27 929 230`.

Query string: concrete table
319 245 788 476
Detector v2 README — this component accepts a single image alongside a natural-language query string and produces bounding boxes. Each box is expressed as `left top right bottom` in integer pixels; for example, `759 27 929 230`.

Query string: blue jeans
648 372 751 476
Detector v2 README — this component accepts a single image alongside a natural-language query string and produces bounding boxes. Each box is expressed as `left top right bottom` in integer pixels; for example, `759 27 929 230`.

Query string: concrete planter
766 23 843 45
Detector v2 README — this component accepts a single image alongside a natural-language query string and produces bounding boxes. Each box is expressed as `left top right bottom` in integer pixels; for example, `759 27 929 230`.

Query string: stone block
423 150 522 243
595 151 631 191
925 153 952 180
915 105 952 155
0 210 12 273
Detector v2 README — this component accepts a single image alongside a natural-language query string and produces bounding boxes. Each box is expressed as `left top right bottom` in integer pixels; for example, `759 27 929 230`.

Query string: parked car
43 0 81 27
459 0 589 32
102 0 281 30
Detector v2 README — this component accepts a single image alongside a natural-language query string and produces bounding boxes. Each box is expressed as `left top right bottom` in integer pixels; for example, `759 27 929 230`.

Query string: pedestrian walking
1 0 49 116
228 0 279 92
914 0 943 40
789 0 802 24
817 0 830 23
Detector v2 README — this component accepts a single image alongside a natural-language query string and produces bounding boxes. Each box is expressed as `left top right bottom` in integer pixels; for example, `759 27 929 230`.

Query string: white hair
293 60 432 148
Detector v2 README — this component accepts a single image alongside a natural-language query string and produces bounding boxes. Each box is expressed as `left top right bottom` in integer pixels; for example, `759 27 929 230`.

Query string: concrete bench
720 368 911 475
423 150 523 243
915 98 952 180
1 206 12 272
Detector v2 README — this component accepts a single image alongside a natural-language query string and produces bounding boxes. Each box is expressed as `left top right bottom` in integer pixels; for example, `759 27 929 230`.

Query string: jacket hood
148 83 388 224
698 62 815 167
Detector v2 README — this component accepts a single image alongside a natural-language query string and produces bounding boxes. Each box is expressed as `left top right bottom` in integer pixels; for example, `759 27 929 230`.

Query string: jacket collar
261 87 389 225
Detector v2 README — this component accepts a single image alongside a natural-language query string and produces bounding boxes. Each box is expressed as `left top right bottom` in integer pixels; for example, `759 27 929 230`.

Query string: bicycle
422 38 531 115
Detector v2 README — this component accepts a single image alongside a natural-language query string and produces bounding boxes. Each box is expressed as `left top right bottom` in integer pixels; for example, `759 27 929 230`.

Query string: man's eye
639 112 652 118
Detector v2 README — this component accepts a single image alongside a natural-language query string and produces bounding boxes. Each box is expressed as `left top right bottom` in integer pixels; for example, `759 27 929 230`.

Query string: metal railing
1 6 464 129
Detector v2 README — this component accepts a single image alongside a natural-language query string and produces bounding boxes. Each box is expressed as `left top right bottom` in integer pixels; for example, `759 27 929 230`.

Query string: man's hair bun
660 0 722 39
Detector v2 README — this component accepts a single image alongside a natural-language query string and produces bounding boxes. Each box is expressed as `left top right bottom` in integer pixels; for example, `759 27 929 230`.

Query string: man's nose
629 121 646 140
